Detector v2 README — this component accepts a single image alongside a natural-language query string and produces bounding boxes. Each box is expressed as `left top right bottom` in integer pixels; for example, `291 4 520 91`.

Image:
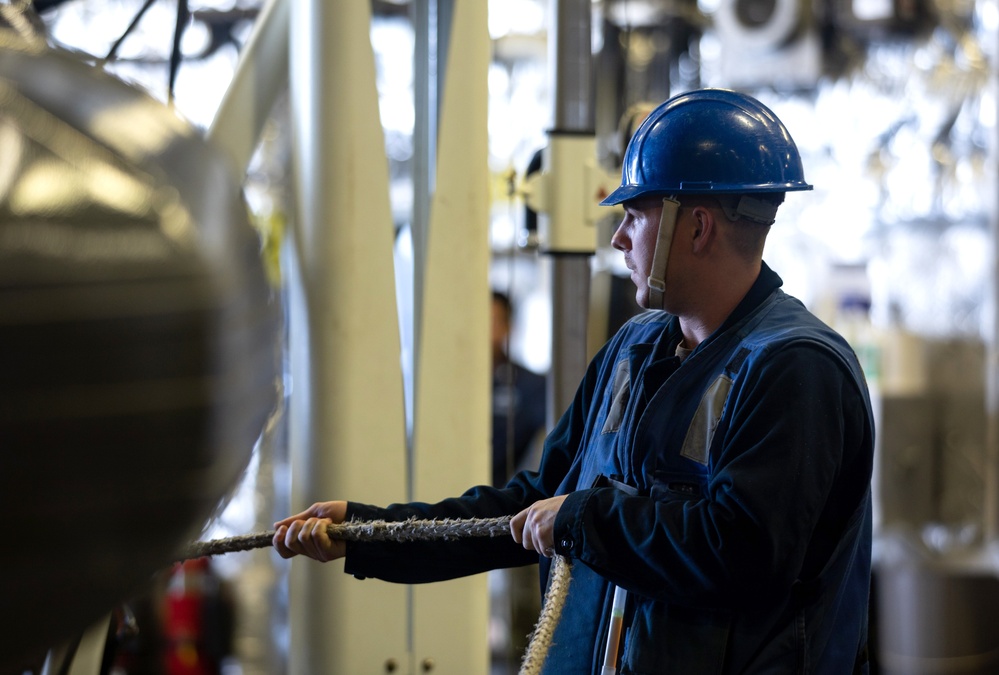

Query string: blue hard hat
601 88 812 205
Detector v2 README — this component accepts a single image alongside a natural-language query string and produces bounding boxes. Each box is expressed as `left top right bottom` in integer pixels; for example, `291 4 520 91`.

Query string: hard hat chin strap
647 197 680 310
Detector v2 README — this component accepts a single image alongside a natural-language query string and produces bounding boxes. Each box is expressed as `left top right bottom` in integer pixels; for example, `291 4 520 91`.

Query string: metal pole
548 0 595 420
987 35 999 544
552 0 594 131
412 0 436 422
987 210 999 543
411 0 453 451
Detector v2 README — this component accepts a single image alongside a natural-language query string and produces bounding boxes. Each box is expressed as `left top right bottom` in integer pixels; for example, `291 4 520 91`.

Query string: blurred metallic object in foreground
0 27 280 669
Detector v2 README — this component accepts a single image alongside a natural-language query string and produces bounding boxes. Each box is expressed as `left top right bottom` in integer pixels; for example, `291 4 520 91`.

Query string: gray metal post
411 0 455 468
987 208 999 542
988 62 999 542
412 0 437 414
548 0 595 421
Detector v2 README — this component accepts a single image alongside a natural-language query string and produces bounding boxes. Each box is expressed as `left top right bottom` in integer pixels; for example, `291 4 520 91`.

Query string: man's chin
636 288 650 309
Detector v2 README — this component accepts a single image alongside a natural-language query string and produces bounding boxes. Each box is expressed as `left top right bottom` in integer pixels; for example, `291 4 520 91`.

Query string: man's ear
689 205 716 253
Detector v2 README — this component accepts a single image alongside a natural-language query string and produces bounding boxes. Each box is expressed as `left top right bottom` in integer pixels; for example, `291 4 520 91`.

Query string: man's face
611 197 666 308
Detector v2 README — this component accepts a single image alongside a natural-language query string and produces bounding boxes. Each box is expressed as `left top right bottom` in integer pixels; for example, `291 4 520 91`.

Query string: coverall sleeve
552 343 872 607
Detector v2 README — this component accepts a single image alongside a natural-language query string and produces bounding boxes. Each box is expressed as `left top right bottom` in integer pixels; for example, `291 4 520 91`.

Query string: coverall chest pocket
601 357 632 434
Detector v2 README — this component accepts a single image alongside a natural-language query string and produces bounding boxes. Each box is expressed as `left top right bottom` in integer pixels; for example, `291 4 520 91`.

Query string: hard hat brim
601 181 813 207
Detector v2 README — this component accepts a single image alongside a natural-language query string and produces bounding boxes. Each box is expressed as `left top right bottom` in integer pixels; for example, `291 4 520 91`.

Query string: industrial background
1 0 997 673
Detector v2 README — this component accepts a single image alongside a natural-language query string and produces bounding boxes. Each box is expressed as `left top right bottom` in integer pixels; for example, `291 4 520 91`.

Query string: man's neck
678 261 761 349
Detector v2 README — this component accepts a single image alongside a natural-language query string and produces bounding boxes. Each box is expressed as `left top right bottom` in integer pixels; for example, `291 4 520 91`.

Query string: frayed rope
180 516 514 559
519 554 571 675
178 516 571 675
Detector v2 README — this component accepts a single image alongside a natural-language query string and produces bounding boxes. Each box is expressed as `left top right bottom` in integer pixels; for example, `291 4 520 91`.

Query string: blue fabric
345 263 874 674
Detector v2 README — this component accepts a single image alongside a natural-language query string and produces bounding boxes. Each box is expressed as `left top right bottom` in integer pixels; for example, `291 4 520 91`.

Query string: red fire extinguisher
162 557 231 675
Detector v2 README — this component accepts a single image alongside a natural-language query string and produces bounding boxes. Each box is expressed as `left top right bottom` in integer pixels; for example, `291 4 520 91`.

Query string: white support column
412 0 492 672
287 2 409 673
207 0 289 176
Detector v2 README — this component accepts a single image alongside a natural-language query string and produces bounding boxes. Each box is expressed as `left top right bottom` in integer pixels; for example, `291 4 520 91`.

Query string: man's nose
610 222 628 251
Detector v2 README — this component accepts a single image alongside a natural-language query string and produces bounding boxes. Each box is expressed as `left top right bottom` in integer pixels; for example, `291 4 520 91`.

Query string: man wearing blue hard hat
275 89 875 674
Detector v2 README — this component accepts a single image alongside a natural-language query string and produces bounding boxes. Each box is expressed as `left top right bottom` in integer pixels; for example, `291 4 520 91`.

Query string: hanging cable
168 0 189 103
102 0 158 63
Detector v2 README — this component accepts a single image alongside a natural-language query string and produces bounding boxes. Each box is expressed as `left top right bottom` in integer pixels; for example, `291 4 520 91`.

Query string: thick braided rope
178 516 571 675
519 554 571 675
180 516 513 559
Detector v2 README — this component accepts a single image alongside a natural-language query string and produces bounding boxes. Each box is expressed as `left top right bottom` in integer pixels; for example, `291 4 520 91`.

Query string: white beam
287 1 408 673
412 0 492 672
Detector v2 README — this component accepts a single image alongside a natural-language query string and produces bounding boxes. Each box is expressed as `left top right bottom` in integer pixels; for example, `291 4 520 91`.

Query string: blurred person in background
490 290 547 488
489 290 546 671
